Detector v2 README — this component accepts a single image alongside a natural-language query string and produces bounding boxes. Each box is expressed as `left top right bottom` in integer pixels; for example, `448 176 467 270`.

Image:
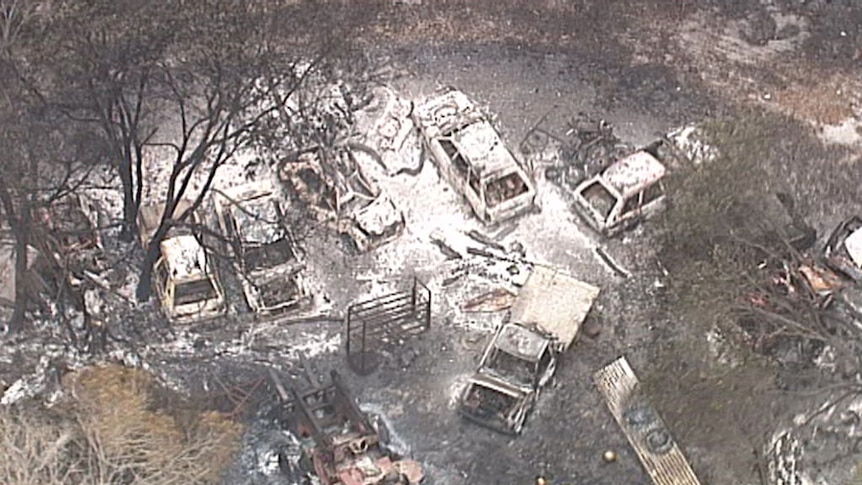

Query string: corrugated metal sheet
594 356 702 485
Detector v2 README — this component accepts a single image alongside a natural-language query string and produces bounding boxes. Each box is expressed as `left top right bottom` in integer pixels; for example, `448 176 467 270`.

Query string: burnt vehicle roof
282 146 378 211
230 196 286 245
412 89 482 138
159 234 211 280
415 89 523 177
494 323 551 362
448 121 525 178
600 150 667 199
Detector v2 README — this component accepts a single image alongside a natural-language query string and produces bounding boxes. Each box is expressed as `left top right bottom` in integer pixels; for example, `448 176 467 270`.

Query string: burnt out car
458 267 600 435
138 202 226 324
278 146 405 253
214 184 310 315
459 322 557 435
412 88 537 224
572 150 667 237
824 216 862 284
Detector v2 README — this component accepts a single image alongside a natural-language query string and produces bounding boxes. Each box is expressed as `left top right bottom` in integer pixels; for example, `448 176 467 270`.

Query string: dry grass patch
0 364 242 485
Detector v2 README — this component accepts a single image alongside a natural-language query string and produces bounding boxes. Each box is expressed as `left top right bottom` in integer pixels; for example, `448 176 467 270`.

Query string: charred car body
279 146 405 253
214 184 309 315
572 150 667 237
459 267 600 434
138 201 226 324
460 321 557 435
284 370 424 485
412 89 537 224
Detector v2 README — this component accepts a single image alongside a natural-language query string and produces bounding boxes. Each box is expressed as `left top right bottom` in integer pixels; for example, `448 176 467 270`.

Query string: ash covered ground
3 1 862 484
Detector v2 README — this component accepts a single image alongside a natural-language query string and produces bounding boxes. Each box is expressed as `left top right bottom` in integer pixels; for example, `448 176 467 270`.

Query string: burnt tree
132 1 342 301
45 1 176 241
0 0 97 329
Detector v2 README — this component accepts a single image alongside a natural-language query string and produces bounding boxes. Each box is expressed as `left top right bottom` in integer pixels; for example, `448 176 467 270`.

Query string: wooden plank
594 356 702 485
509 266 599 349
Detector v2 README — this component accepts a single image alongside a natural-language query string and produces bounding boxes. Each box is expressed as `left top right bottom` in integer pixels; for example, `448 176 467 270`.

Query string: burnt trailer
285 371 424 485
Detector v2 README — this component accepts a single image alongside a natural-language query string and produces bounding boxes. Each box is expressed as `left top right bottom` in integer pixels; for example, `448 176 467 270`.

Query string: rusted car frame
214 184 310 315
459 322 556 435
412 88 537 224
279 146 405 253
287 370 424 485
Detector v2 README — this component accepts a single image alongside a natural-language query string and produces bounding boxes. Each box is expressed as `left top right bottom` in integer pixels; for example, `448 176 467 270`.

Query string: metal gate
345 277 431 375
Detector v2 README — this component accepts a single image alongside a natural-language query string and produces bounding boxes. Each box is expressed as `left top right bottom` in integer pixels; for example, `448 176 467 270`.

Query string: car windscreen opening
485 172 528 208
462 384 518 418
244 239 295 271
582 181 617 221
486 350 536 388
174 278 217 305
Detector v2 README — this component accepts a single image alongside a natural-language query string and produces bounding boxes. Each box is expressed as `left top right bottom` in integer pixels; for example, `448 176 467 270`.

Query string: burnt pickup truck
459 266 600 434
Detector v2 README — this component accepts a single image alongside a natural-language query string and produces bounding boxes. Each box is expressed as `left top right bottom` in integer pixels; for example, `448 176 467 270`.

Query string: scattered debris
465 229 506 252
430 237 462 260
522 112 626 188
460 288 516 313
594 247 632 279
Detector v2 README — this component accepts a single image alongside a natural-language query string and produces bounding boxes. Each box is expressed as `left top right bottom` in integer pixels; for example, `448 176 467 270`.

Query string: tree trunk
0 179 28 332
10 214 30 331
136 221 169 302
119 157 137 242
